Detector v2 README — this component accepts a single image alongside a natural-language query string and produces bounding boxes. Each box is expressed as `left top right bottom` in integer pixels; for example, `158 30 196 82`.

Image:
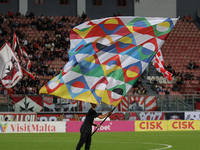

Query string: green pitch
0 131 199 150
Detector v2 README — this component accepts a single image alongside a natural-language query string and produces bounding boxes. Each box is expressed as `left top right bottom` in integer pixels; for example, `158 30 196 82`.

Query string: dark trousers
76 130 91 150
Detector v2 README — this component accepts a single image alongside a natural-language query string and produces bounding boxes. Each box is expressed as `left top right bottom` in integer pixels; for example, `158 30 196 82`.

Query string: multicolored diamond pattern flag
39 16 178 106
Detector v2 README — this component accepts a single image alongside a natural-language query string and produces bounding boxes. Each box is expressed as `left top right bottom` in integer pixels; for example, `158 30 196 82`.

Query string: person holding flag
76 103 112 150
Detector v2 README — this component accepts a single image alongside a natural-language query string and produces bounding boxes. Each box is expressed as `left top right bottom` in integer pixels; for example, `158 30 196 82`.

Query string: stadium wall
28 0 77 17
85 0 134 19
134 0 176 18
0 0 199 20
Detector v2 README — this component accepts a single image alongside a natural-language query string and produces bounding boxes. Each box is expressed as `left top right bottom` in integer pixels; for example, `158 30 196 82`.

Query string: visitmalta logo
0 123 8 133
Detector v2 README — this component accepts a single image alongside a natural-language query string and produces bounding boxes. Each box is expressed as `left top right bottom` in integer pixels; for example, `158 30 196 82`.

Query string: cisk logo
172 121 195 130
139 121 163 130
0 123 8 133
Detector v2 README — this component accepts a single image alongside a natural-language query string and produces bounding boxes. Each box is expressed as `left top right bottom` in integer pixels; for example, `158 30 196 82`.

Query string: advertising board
0 113 37 121
0 121 66 133
135 121 168 131
168 120 200 131
66 121 135 132
185 112 200 120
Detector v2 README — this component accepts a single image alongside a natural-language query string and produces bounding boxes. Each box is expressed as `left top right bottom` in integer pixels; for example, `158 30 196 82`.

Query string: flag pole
91 106 116 136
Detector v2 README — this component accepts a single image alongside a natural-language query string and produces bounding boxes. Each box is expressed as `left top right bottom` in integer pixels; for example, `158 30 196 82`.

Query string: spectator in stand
171 69 176 77
176 74 182 84
31 19 37 28
81 12 87 21
27 85 34 94
181 74 186 84
25 12 29 18
7 10 14 18
138 86 143 95
44 31 49 40
133 87 139 95
155 83 163 93
15 10 21 18
142 86 147 95
36 58 42 67
62 51 68 61
166 63 172 73
48 67 54 76
70 19 77 28
47 22 53 30
188 15 193 23
33 41 39 50
42 16 48 25
22 21 27 27
29 11 35 19
37 66 44 76
37 21 43 31
181 70 184 76
22 38 28 46
117 12 122 16
45 53 52 61
18 21 23 28
172 83 180 91
21 86 26 94
49 15 54 22
193 60 199 69
0 15 4 24
183 14 189 22
188 60 194 69
189 72 196 80
164 88 171 107
55 28 61 38
35 76 40 85
58 20 63 28
151 78 158 89
61 15 67 22
40 15 44 21
185 72 190 80
41 61 49 71
136 78 142 86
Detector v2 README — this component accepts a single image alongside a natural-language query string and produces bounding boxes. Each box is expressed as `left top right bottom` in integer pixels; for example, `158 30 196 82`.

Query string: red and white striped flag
12 32 34 79
153 49 173 81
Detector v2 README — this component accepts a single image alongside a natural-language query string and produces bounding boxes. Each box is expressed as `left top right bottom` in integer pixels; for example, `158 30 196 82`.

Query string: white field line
9 140 172 150
94 141 172 150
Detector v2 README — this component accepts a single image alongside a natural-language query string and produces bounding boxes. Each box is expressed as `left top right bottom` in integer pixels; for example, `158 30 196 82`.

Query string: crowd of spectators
127 78 147 95
182 14 193 23
150 58 200 95
0 10 89 95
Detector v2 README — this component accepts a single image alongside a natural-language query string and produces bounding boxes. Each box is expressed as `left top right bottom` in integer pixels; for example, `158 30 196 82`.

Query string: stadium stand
0 12 200 96
148 19 200 95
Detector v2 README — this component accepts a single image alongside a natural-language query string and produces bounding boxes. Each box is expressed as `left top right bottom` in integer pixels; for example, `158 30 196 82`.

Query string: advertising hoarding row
1 120 200 133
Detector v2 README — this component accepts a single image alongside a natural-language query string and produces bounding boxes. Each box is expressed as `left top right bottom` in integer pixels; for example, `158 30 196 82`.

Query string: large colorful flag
153 49 173 81
40 16 178 107
12 32 34 79
0 43 23 88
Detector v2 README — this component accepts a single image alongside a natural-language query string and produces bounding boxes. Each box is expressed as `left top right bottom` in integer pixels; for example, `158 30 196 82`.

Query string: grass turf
0 131 199 150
